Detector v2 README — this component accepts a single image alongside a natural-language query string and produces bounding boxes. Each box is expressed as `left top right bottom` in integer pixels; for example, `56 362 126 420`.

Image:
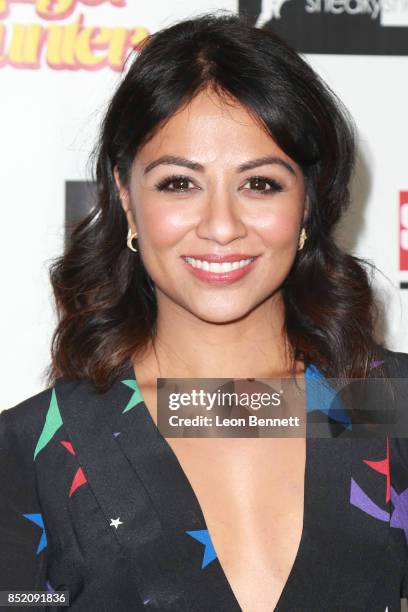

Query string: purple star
350 478 389 521
390 486 408 543
368 360 384 369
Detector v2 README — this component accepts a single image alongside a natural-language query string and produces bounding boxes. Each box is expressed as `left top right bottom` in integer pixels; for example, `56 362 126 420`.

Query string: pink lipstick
181 254 259 285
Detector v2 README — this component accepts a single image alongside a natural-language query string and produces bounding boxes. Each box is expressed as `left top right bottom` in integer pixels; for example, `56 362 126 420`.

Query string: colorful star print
305 364 352 429
350 438 390 521
369 360 385 370
390 485 408 543
22 513 47 554
121 379 144 413
34 388 63 460
349 437 408 545
60 440 88 497
350 477 389 522
186 529 217 569
364 435 390 502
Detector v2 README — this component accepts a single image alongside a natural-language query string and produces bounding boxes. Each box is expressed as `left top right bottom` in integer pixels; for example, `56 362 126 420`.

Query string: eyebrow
143 155 297 176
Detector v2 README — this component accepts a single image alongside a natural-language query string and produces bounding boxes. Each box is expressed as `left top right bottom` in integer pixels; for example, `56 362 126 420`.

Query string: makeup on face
122 90 307 318
180 253 261 286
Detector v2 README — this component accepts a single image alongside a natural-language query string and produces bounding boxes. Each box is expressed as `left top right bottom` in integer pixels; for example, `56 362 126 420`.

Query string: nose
195 186 247 244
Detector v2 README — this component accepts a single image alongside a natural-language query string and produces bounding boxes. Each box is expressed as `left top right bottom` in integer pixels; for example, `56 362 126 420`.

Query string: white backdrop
1 0 407 409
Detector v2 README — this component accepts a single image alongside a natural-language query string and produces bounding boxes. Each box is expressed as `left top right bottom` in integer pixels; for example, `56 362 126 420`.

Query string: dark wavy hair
46 10 390 393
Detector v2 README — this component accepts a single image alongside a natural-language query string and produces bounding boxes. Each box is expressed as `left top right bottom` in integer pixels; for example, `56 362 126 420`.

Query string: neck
132 290 304 384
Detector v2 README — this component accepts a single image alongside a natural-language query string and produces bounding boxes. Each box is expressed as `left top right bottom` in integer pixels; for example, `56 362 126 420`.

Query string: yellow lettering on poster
0 7 149 70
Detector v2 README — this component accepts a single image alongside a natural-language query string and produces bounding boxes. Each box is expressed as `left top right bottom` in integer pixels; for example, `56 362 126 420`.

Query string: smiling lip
181 253 258 262
180 254 260 285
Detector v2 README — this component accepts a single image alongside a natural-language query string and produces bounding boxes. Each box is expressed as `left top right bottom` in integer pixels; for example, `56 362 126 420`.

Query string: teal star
186 529 217 568
121 379 144 413
34 388 63 460
23 513 47 554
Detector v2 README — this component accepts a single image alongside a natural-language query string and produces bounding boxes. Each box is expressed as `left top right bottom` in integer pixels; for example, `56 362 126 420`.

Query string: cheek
254 207 302 248
135 199 191 251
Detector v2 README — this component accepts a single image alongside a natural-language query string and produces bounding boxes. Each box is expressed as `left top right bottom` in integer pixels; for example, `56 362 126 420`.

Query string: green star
121 379 144 413
34 388 63 460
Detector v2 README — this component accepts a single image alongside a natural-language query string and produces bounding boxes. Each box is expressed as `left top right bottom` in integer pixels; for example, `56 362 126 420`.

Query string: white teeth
184 257 255 272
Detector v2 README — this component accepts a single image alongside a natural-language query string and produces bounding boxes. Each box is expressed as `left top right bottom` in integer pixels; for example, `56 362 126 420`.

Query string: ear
113 166 128 210
114 166 137 233
302 194 310 226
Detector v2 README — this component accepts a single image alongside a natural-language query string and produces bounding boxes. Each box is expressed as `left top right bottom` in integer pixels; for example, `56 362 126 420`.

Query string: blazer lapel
348 435 391 605
55 368 241 612
56 362 392 611
278 380 391 610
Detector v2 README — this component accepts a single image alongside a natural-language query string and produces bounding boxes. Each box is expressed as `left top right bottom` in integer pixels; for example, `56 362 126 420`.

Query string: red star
60 440 75 455
60 440 88 497
363 435 390 503
69 467 87 497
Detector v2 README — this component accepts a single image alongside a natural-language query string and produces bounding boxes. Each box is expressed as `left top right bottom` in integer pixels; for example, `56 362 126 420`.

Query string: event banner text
0 0 149 70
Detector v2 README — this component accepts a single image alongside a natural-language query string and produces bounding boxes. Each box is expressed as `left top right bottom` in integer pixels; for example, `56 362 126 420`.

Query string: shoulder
380 346 408 376
0 386 57 460
0 376 84 447
2 385 53 423
0 376 94 464
380 348 408 472
1 374 91 426
1 371 126 444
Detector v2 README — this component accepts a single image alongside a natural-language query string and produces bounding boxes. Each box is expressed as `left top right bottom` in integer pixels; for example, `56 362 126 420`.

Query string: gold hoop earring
127 228 138 253
298 227 307 251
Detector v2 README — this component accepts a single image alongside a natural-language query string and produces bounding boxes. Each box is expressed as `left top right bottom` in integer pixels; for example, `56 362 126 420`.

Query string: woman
1 11 408 612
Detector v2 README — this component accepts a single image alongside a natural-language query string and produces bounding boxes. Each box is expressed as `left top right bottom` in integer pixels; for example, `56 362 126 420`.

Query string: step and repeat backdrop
1 0 408 407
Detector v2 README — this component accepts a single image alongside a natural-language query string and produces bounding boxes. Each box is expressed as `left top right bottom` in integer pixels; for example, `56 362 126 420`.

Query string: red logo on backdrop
400 191 408 271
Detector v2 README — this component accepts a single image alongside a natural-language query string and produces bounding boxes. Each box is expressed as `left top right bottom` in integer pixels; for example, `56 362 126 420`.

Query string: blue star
186 529 217 568
23 513 47 554
305 364 352 429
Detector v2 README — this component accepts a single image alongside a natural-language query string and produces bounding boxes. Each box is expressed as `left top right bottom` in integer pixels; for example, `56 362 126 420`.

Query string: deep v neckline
56 362 389 610
123 362 319 612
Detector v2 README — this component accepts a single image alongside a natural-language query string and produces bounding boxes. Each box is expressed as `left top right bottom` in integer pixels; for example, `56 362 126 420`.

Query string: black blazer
1 349 408 611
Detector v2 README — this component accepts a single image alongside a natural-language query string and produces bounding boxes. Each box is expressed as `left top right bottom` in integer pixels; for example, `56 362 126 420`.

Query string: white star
109 517 123 529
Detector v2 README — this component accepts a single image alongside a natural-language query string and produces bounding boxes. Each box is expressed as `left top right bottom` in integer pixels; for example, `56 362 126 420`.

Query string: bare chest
141 383 306 612
167 436 306 612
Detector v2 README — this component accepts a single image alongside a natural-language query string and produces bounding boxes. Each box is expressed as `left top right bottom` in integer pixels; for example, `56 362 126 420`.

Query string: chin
188 304 254 325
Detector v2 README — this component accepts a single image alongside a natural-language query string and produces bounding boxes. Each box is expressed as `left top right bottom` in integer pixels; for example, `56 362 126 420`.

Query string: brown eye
155 175 196 192
243 176 284 194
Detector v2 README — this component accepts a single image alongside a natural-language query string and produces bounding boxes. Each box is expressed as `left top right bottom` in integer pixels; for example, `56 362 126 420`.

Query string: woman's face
116 88 308 323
